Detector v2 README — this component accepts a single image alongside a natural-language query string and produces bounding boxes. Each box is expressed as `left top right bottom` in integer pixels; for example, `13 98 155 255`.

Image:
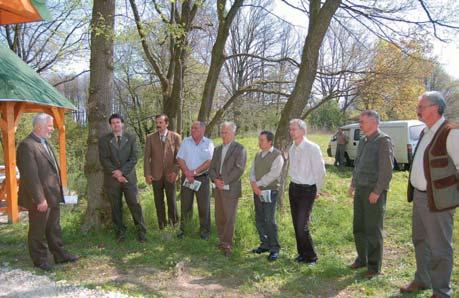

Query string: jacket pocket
430 157 449 168
433 175 458 189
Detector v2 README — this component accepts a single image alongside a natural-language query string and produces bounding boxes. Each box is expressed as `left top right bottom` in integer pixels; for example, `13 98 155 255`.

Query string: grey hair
360 110 380 124
421 91 446 115
32 113 53 127
289 119 307 133
192 120 206 128
220 121 237 133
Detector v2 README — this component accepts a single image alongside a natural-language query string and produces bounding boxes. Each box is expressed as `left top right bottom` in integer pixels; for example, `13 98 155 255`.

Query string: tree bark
197 0 244 123
82 0 115 232
273 0 341 207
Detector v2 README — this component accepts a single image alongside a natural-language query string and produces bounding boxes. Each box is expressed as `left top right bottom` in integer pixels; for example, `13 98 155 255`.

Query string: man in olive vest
249 131 284 261
348 110 394 279
400 91 459 298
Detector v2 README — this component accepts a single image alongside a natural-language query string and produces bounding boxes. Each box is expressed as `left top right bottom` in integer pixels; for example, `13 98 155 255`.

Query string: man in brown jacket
209 121 247 256
17 113 78 271
144 114 181 229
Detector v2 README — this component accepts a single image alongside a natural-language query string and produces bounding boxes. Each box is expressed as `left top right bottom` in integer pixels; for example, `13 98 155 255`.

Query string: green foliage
308 100 345 130
1 135 458 297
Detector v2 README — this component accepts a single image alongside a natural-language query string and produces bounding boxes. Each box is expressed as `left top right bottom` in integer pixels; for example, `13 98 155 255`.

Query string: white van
327 120 425 170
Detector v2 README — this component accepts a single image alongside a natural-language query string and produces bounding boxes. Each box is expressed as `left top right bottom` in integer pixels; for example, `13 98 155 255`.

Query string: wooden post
51 108 68 190
1 102 19 223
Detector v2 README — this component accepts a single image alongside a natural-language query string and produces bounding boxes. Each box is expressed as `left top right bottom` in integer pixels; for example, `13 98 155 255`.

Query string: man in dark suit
144 114 181 229
17 113 78 271
209 121 247 256
99 113 147 243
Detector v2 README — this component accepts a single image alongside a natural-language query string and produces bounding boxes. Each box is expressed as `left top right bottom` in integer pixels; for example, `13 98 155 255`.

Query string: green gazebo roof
0 43 76 110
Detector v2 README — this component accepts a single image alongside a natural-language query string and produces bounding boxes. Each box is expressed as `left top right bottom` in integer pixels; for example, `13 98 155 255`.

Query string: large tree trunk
197 0 244 123
274 0 341 207
82 0 115 232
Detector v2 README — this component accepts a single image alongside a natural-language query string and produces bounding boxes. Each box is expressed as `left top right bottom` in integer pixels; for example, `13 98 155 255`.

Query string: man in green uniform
348 110 394 279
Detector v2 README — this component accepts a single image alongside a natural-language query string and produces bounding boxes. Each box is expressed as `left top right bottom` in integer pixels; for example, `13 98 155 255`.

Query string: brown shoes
364 271 379 279
349 261 366 269
399 281 428 293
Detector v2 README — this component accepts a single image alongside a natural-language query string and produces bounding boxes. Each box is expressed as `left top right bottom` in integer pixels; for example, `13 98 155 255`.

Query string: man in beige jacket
144 114 182 230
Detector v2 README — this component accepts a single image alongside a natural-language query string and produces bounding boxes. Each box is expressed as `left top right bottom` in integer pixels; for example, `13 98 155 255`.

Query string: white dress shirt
249 147 285 187
177 136 214 171
288 137 326 191
410 117 459 191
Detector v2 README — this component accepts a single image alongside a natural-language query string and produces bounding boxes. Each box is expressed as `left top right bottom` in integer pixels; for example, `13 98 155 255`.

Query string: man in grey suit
209 121 247 256
99 113 147 243
17 113 78 271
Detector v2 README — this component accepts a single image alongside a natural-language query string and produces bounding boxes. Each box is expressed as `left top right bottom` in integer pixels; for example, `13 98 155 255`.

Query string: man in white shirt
401 91 459 298
177 121 214 239
249 131 284 261
288 119 326 264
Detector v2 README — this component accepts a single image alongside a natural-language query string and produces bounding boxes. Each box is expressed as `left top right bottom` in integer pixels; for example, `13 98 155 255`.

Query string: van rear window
409 125 425 141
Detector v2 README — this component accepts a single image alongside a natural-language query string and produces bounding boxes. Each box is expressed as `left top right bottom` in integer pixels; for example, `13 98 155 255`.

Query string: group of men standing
16 91 458 297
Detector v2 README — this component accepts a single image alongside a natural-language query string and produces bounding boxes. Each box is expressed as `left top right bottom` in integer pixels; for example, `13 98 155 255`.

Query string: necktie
117 136 121 146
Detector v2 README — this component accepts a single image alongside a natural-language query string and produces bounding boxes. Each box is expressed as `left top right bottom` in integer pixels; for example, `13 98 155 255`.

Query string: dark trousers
180 175 210 236
289 182 317 261
105 180 146 236
28 206 67 265
334 144 346 167
215 191 239 249
152 176 178 229
254 190 280 253
353 185 386 273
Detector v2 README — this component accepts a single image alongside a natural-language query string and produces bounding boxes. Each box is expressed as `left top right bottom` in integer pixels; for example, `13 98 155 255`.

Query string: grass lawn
1 133 458 297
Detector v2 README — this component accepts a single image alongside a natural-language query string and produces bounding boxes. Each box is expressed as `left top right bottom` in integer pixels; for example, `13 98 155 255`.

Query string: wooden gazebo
0 43 76 223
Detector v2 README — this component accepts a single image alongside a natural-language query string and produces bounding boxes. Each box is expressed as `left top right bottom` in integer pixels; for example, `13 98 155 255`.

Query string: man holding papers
177 121 214 240
209 121 247 256
249 131 284 261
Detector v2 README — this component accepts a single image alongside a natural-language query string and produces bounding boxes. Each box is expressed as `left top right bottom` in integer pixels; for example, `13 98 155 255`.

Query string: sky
274 1 459 79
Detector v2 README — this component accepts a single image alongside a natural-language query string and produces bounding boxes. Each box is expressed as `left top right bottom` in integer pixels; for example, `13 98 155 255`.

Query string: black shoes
294 255 317 265
138 234 147 243
35 263 53 271
267 252 279 261
251 247 270 254
200 234 209 241
55 254 79 264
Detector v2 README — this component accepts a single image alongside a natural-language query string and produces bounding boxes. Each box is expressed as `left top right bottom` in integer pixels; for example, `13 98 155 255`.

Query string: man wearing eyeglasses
400 91 459 298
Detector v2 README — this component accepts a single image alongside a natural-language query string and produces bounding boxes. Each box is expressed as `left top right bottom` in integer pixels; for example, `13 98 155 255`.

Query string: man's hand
117 176 128 183
250 181 261 196
145 175 153 184
215 178 225 190
315 192 321 199
348 186 355 197
37 199 48 212
166 172 178 184
368 192 380 204
112 169 123 178
184 169 194 183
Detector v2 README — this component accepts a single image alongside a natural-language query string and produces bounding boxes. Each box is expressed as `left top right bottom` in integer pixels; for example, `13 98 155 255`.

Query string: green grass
1 133 458 297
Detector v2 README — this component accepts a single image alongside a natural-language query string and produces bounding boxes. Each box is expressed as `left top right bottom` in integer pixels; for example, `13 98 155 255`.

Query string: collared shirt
288 137 326 191
159 129 168 143
249 146 284 187
410 117 459 191
177 136 214 171
220 141 233 174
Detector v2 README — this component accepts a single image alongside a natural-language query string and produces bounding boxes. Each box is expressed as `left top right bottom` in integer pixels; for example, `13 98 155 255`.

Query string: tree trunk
274 0 341 207
197 0 244 123
82 0 115 232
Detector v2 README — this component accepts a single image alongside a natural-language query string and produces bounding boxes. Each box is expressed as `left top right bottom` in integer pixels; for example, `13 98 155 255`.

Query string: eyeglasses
416 104 436 111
